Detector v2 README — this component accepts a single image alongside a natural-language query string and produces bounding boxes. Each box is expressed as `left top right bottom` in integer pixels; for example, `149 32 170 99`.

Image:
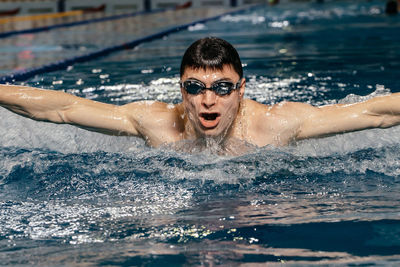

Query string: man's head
180 37 243 78
180 37 245 139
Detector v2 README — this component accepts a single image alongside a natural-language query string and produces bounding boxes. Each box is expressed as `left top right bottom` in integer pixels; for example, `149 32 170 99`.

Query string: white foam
293 126 400 157
219 1 383 28
0 108 144 153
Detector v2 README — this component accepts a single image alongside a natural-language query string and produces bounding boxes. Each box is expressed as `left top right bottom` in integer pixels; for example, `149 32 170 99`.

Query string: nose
201 90 217 108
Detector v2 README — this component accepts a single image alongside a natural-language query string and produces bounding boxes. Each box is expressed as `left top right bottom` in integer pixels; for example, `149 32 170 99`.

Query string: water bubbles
163 66 172 72
52 80 63 85
249 237 259 244
141 69 154 74
338 85 391 104
188 23 206 31
269 20 290 28
220 14 266 25
369 7 381 15
82 87 95 93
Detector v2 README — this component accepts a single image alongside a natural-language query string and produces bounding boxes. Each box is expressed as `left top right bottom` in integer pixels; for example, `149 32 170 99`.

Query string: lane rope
0 8 165 39
0 5 261 84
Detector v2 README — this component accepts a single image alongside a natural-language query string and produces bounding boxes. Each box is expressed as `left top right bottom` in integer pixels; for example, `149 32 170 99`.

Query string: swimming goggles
180 79 241 96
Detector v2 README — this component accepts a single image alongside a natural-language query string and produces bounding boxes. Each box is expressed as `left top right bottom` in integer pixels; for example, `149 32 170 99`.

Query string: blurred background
0 0 398 79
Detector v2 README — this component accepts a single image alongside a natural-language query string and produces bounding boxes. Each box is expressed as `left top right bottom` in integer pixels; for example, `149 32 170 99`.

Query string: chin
199 126 226 139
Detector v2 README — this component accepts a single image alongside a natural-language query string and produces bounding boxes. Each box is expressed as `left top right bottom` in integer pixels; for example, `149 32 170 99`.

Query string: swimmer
1 37 400 151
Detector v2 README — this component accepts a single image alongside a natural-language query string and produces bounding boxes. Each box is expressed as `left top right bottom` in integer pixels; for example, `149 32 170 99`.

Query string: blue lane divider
0 9 166 39
0 5 261 84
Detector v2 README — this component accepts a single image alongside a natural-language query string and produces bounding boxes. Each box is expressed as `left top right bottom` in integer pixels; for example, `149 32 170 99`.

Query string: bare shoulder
119 101 184 146
120 101 183 119
244 99 315 121
269 101 315 114
242 99 316 146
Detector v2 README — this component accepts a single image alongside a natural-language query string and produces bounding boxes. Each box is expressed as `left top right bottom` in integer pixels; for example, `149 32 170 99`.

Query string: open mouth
201 113 219 120
199 112 221 128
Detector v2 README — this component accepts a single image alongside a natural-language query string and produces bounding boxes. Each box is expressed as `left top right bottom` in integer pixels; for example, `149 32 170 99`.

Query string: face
180 64 245 138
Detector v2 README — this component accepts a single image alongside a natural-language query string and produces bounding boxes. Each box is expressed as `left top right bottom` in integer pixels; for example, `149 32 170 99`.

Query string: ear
238 78 245 100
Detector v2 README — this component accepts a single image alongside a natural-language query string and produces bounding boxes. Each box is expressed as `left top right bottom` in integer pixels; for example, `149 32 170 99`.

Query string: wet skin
180 65 245 139
2 64 400 151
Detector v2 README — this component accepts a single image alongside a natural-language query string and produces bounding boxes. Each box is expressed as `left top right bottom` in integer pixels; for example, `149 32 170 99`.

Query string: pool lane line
0 4 262 84
0 8 166 39
0 10 84 24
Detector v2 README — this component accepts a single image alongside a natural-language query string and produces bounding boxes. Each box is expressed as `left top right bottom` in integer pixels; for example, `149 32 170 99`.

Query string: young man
1 37 400 151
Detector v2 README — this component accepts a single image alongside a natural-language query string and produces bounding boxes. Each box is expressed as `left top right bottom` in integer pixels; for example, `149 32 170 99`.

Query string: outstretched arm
293 93 400 140
0 84 140 136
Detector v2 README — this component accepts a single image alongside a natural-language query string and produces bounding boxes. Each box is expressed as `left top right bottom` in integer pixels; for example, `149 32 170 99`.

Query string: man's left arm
294 93 400 140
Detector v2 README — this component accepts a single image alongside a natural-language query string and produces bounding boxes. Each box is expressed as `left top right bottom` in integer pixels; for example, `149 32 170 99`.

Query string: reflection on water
0 7 230 73
1 0 400 265
1 118 400 265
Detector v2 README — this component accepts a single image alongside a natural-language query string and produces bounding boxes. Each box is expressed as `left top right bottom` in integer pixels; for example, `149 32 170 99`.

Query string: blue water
1 1 400 265
0 8 225 74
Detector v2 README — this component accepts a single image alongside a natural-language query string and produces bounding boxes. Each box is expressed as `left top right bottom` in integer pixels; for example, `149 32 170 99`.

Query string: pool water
0 7 228 74
1 1 400 265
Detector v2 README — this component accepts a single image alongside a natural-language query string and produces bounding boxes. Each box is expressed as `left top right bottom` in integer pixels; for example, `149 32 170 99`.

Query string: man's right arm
0 84 140 136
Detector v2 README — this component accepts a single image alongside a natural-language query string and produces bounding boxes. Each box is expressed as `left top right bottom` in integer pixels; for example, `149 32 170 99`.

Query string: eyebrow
185 77 234 83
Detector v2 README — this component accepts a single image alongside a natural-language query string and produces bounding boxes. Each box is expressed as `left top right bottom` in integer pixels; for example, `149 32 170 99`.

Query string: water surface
1 1 400 265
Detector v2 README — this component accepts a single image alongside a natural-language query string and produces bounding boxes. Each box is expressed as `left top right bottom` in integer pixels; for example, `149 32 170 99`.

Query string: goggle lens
181 80 240 96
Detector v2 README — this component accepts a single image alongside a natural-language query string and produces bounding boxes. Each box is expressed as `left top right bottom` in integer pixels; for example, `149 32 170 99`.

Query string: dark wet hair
180 37 243 78
385 0 398 15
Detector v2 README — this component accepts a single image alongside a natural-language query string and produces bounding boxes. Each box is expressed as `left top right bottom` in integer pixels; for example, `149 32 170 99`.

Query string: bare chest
230 112 293 147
